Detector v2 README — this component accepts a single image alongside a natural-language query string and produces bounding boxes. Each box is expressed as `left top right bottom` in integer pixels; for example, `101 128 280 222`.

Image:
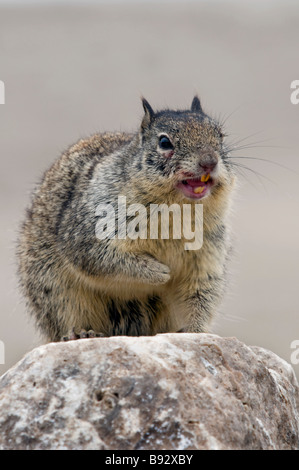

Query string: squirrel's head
137 96 235 202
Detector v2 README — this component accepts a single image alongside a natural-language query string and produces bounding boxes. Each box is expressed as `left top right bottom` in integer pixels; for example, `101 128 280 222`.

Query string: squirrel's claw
61 327 106 341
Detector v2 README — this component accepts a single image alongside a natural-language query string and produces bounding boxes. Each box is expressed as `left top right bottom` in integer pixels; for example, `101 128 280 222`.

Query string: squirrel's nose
198 150 218 173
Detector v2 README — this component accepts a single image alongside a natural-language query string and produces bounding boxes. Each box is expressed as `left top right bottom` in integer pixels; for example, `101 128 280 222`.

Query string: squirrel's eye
159 135 173 150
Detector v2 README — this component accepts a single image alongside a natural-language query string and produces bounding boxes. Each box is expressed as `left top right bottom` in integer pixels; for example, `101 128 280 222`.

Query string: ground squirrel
17 97 235 342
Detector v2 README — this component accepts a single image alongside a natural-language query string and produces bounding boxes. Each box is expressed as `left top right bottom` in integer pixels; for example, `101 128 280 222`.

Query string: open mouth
176 174 213 199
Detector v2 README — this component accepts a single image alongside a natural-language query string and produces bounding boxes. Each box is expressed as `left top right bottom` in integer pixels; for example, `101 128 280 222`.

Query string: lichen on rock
0 333 298 450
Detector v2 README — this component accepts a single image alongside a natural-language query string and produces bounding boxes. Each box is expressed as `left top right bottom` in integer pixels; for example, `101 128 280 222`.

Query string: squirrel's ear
141 97 155 131
191 96 203 113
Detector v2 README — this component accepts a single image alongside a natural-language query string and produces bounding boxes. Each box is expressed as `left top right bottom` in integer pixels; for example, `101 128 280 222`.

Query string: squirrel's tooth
201 174 210 182
194 186 204 194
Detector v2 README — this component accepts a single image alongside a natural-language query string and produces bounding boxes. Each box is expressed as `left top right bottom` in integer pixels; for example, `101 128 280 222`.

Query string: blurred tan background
0 0 298 379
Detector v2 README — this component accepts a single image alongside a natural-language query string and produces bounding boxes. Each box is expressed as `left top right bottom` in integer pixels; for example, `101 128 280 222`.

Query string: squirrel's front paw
138 256 171 285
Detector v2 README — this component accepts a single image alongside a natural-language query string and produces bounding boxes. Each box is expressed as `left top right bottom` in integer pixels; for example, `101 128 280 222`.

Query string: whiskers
227 160 276 189
223 135 295 190
215 105 296 191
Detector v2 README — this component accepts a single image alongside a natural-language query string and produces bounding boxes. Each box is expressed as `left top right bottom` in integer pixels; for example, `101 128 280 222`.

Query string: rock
0 333 298 450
